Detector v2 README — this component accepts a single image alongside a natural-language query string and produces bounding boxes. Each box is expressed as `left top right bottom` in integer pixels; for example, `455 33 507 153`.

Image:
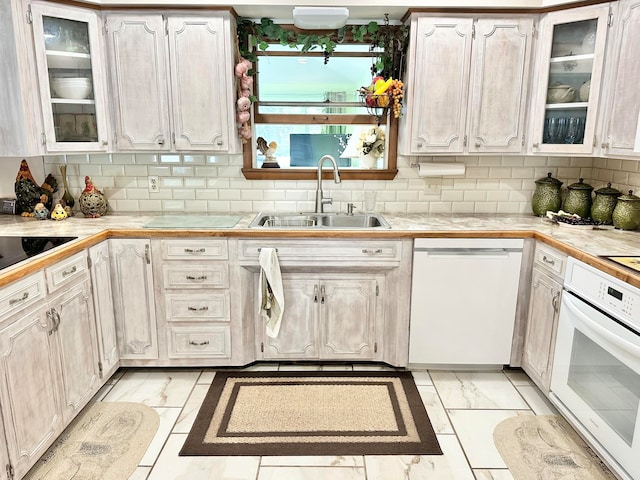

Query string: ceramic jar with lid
591 183 622 224
532 172 563 216
612 190 640 230
563 178 593 219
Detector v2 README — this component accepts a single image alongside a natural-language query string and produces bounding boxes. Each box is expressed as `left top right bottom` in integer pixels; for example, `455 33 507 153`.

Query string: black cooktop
0 236 77 271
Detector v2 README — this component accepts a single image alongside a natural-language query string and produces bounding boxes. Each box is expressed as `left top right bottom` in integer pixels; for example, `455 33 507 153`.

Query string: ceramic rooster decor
15 159 57 216
78 176 109 218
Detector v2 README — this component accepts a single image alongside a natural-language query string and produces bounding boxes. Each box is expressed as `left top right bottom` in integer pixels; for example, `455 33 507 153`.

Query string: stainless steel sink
249 212 390 229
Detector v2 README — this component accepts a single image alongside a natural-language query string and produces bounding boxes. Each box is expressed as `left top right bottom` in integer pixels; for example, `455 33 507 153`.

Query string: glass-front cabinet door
30 3 108 152
530 5 610 154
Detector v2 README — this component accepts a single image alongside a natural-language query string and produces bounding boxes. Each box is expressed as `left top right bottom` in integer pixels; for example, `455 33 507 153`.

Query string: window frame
241 48 399 180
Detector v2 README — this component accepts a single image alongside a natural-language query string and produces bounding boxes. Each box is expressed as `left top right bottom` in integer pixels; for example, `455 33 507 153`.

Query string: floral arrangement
357 127 385 158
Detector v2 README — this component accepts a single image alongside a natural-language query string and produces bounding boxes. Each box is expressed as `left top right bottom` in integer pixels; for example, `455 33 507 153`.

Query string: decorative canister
563 178 594 218
532 172 563 216
591 183 622 224
612 190 640 230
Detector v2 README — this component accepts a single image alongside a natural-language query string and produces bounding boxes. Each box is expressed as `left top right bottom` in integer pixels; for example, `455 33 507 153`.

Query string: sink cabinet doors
105 13 240 152
529 4 610 155
30 2 109 152
259 274 380 361
400 15 533 155
600 0 640 158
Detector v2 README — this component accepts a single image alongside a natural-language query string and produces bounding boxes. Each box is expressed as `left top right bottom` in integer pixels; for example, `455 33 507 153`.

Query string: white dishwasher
409 238 524 366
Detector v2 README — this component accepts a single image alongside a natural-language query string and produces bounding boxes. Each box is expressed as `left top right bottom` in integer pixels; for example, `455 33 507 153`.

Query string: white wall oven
551 258 640 480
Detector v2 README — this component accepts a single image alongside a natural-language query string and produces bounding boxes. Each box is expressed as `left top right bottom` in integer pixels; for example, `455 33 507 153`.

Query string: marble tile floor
91 364 560 480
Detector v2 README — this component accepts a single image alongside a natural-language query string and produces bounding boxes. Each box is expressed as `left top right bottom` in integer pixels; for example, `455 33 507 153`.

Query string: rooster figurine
78 176 109 218
15 159 57 216
257 136 280 168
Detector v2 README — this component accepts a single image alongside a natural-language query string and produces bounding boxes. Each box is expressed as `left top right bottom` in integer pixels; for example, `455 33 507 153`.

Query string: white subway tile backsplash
41 152 639 215
148 166 172 176
160 177 183 188
173 189 196 200
184 178 207 188
160 155 181 163
102 165 126 176
124 165 149 177
171 166 195 177
134 154 158 164
111 153 134 164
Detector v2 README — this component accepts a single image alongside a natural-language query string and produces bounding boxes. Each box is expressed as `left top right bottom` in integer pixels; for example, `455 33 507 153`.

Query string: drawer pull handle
542 255 555 266
187 306 209 311
257 248 278 253
184 248 206 254
62 266 77 277
9 292 29 305
362 248 383 254
186 275 208 281
189 340 210 346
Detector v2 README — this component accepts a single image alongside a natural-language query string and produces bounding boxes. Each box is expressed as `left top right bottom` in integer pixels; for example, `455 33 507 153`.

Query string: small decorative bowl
547 84 576 104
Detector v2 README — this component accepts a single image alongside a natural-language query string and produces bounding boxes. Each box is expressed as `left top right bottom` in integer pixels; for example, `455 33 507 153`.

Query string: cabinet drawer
238 240 402 266
168 325 231 358
161 239 228 260
162 264 229 289
534 243 567 279
0 272 46 319
44 252 88 293
165 293 230 322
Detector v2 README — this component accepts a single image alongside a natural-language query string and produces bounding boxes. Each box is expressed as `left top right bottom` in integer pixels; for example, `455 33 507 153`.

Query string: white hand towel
258 247 285 338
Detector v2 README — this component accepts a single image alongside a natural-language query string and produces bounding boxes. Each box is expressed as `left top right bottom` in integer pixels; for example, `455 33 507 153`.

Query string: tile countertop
0 212 638 288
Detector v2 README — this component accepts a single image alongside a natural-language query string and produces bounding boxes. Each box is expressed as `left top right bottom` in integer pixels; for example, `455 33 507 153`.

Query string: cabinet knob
532 143 539 149
416 143 423 148
158 137 165 145
216 140 223 146
475 142 481 148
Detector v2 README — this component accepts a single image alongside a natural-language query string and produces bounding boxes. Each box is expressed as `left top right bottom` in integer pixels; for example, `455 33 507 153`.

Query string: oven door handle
564 294 640 356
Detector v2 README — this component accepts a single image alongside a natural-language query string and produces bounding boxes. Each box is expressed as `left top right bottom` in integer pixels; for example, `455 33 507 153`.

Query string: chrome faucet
315 155 341 213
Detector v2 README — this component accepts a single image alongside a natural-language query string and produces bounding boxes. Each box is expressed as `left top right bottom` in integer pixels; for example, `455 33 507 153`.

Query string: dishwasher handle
414 248 519 257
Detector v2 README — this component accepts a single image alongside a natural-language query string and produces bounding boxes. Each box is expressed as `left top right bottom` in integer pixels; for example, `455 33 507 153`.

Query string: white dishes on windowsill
51 77 93 100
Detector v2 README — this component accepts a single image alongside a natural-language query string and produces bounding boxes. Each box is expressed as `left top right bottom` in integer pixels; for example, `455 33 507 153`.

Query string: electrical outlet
424 178 442 195
148 176 159 193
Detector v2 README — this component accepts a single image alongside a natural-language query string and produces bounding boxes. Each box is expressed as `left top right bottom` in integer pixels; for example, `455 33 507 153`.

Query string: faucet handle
347 203 356 215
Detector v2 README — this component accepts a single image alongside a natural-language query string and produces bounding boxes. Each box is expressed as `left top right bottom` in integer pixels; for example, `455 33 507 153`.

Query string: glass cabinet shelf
546 102 588 109
45 51 92 69
50 99 95 105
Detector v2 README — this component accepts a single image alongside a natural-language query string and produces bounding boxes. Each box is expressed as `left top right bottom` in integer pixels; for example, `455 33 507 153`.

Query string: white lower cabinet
522 243 567 393
0 264 101 480
0 302 62 480
48 280 100 424
156 239 233 364
110 239 158 360
88 241 119 378
259 274 381 362
238 239 411 366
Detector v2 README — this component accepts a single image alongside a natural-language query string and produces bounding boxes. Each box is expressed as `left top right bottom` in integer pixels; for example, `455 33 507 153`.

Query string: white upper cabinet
401 16 473 155
601 0 640 158
106 15 170 151
529 4 610 155
30 2 109 152
400 15 533 155
467 17 534 153
106 13 241 153
0 0 42 157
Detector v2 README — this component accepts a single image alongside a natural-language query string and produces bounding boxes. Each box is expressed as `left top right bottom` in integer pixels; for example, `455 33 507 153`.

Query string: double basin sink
249 212 391 229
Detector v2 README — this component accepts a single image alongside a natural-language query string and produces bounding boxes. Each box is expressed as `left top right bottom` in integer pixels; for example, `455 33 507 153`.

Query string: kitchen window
241 43 399 180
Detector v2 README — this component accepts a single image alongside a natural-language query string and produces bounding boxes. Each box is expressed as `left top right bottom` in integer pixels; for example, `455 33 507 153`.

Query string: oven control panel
565 258 640 332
